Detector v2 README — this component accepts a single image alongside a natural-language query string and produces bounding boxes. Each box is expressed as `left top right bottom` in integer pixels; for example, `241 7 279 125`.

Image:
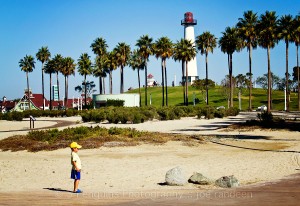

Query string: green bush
198 106 215 119
225 107 240 116
214 109 225 118
257 111 273 123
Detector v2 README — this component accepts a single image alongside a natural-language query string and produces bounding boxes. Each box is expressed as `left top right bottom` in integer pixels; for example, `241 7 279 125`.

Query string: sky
1 0 300 100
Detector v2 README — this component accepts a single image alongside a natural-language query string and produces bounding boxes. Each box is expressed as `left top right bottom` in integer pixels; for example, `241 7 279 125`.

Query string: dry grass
0 126 199 152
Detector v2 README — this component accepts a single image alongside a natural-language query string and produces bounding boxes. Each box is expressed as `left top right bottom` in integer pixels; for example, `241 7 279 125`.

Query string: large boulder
188 172 212 185
165 166 186 186
215 175 239 188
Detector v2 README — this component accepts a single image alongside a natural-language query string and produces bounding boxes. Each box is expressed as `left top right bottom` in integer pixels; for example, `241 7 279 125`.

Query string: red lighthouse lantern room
181 12 197 25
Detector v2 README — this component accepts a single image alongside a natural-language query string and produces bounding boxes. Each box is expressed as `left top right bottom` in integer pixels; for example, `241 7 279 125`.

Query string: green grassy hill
127 85 299 111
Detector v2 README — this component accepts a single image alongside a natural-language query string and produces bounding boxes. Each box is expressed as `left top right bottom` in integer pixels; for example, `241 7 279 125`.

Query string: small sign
52 85 58 101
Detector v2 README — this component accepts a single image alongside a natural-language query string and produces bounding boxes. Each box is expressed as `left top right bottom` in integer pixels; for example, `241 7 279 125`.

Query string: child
70 142 82 193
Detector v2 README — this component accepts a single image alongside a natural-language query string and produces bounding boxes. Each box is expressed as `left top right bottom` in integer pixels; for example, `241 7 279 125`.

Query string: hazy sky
1 0 300 100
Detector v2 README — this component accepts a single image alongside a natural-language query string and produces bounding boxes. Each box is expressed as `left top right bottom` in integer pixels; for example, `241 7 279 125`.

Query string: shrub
257 111 273 123
214 109 225 118
225 107 239 116
11 111 24 121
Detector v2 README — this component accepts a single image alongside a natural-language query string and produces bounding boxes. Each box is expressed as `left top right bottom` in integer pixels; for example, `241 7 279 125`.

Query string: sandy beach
0 112 300 205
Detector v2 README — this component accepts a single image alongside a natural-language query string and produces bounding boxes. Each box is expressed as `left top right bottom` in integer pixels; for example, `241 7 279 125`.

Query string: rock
188 172 212 185
165 166 186 186
215 175 239 188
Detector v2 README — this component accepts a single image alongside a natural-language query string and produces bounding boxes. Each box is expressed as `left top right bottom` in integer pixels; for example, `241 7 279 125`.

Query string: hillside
127 85 299 111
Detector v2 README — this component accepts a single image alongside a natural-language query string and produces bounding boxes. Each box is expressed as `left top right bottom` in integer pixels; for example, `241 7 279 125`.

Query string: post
78 97 79 110
149 93 152 105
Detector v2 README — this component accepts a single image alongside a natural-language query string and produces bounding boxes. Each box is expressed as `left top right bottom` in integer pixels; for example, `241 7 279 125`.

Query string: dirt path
0 173 299 206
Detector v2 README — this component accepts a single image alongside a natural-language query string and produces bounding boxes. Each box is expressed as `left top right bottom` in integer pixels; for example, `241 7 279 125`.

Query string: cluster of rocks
165 166 239 188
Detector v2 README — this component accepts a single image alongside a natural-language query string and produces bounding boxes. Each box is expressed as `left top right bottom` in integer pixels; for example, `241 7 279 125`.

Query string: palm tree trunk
138 68 141 107
182 61 185 105
161 59 165 106
109 70 112 94
64 75 67 109
42 63 45 110
120 66 124 93
84 74 87 106
297 45 300 111
205 52 209 105
249 44 252 111
229 54 233 108
145 62 148 106
50 73 52 111
26 72 31 110
285 41 289 112
185 61 189 106
56 72 60 102
267 46 271 113
164 60 168 106
99 77 102 94
103 77 106 94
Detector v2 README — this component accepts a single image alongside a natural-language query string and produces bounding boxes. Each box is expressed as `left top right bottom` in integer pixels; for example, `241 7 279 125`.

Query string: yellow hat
70 142 82 149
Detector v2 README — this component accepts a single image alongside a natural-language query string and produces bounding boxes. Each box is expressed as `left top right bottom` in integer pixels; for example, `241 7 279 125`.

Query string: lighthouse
181 12 198 84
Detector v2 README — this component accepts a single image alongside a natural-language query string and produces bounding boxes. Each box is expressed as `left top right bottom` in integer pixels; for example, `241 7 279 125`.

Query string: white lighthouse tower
181 12 198 84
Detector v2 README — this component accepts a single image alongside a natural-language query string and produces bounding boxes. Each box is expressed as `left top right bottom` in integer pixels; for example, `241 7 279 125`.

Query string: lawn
127 85 299 111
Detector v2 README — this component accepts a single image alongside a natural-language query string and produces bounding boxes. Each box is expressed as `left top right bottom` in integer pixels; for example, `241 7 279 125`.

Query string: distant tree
256 73 281 91
44 59 56 110
192 79 215 102
152 37 173 106
236 10 258 110
114 42 131 94
19 55 35 110
104 50 118 94
129 49 145 107
219 27 243 108
75 81 96 98
195 31 217 105
91 37 108 94
77 53 93 106
278 14 294 111
257 11 279 112
61 57 76 108
292 14 300 110
136 35 153 106
173 39 197 105
36 46 51 110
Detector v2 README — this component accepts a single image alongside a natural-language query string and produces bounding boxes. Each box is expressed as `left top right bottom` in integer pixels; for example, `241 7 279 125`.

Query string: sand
0 112 300 205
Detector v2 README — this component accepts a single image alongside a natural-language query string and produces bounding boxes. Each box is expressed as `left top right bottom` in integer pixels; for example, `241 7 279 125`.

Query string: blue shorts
71 170 81 180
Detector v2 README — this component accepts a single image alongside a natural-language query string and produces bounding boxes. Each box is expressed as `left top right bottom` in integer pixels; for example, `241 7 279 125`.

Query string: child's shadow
43 188 73 193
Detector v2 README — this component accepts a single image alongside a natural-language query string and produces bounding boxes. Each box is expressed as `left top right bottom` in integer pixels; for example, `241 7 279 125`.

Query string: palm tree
104 51 117 94
77 53 93 106
44 59 56 110
36 46 51 110
173 39 187 105
93 55 107 94
114 42 131 93
61 57 76 108
219 27 243 108
153 37 173 106
19 55 35 110
278 14 294 112
136 35 153 106
293 14 300 111
91 37 108 94
52 54 63 103
195 31 217 105
129 49 145 107
257 11 279 112
236 10 258 111
173 39 197 106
